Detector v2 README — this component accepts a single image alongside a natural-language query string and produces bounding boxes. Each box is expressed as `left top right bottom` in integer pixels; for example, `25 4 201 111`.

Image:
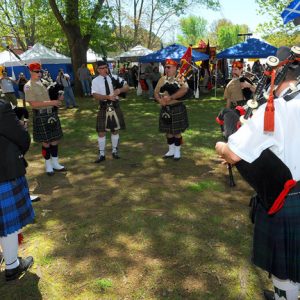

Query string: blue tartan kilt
0 176 35 237
252 191 300 282
159 102 189 134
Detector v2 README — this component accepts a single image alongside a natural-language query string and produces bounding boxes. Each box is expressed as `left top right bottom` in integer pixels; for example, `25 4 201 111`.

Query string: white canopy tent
3 43 71 67
0 50 23 66
86 48 114 63
2 43 73 80
116 45 153 62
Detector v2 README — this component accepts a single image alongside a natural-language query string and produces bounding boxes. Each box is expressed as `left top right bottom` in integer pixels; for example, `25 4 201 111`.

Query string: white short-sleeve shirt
228 88 300 180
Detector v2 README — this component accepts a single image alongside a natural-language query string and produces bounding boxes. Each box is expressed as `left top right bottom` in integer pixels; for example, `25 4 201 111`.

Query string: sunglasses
164 66 172 69
98 66 108 69
32 70 42 73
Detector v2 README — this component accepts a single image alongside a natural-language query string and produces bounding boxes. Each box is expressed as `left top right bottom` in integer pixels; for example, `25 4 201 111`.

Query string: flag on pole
281 0 300 24
179 45 192 76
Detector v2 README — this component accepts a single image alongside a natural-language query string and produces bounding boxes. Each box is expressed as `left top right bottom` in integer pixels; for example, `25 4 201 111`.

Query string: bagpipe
102 57 127 98
216 46 300 214
159 59 195 100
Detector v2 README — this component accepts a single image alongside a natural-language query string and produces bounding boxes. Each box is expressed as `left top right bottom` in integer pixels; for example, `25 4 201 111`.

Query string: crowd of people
1 44 300 300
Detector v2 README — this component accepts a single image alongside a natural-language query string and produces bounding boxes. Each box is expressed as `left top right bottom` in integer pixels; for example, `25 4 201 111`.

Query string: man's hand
51 100 62 107
107 95 117 101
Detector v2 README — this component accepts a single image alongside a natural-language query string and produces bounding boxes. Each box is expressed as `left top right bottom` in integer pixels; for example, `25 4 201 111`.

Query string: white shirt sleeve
228 103 277 163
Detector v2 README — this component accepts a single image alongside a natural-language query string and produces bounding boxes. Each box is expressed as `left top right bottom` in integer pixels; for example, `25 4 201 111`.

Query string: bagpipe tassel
264 100 275 132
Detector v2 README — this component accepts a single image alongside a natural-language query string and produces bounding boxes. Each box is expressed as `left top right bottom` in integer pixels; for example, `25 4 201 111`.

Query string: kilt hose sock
42 146 54 173
0 232 19 270
165 137 175 157
49 145 65 170
98 136 106 157
111 134 119 153
174 137 181 159
272 275 300 300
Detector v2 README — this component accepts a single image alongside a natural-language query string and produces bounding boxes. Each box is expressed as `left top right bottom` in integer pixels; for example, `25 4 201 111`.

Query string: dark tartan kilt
33 110 63 143
0 176 35 237
252 190 300 282
96 106 126 132
159 103 189 134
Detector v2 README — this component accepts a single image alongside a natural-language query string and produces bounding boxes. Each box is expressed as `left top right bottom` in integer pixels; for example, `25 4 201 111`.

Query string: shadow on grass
1 92 270 299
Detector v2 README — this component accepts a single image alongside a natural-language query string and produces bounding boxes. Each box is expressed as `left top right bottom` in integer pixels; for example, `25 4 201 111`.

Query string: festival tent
139 44 209 63
3 43 73 80
86 49 115 63
216 38 277 59
117 45 153 62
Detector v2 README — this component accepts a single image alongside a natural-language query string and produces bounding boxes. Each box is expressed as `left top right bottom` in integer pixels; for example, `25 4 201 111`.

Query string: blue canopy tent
139 44 209 63
138 44 209 98
216 38 277 59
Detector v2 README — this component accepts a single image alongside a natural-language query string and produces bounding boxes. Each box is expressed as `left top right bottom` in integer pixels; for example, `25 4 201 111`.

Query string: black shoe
112 152 120 159
173 157 181 161
47 171 55 176
5 256 34 281
30 195 41 202
66 107 72 109
163 154 174 159
72 105 79 108
94 155 106 163
53 167 67 172
263 290 275 300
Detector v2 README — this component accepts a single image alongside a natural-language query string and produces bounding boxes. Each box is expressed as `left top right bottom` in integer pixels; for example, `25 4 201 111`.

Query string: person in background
0 98 35 281
77 63 91 96
17 72 28 107
224 61 255 108
144 62 155 99
56 69 78 109
0 71 18 106
91 61 129 163
154 58 189 160
152 66 161 90
25 62 66 176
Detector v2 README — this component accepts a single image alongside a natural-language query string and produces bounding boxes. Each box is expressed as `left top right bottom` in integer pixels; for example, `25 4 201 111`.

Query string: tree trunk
65 27 90 96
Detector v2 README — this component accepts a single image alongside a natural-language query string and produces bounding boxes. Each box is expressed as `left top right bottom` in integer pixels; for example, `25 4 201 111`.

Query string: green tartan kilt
96 105 126 133
252 188 300 282
33 110 63 143
159 103 189 134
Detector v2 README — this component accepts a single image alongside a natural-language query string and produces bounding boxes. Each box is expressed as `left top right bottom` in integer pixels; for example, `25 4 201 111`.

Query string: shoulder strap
283 89 300 102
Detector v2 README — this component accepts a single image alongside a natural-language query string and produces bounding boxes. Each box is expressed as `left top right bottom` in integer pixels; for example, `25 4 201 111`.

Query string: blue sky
183 0 272 36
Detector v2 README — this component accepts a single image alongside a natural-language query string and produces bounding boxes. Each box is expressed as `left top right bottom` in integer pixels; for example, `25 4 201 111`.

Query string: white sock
165 143 175 156
111 134 119 153
0 232 19 270
174 145 181 159
45 159 54 173
51 157 64 170
272 275 300 300
98 136 106 156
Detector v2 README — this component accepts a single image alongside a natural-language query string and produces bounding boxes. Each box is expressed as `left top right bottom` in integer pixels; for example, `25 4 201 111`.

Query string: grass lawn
0 89 271 299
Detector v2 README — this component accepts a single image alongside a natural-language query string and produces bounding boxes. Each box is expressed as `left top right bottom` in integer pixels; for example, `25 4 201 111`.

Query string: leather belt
34 107 53 114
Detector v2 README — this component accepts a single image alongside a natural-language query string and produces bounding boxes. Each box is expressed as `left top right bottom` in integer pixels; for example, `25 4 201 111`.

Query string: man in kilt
154 58 189 161
224 61 255 109
215 46 300 300
25 62 66 176
91 61 129 163
0 99 35 281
